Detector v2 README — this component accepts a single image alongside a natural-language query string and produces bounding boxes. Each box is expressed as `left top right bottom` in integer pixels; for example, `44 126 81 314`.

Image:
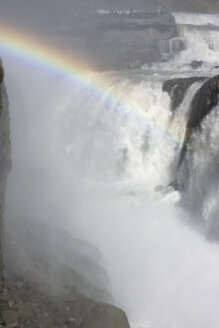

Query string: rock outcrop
175 75 219 239
163 75 219 168
0 278 130 328
2 218 131 328
163 76 206 111
188 75 219 130
178 75 219 166
167 74 219 140
4 217 112 304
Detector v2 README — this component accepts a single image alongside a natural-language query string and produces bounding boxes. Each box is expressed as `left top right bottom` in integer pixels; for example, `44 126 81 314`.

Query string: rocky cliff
164 74 219 237
176 75 219 239
0 61 11 294
188 75 219 130
163 76 206 112
163 75 219 166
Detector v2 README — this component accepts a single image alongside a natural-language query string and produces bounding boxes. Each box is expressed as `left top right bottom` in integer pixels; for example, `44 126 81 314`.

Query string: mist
2 1 219 328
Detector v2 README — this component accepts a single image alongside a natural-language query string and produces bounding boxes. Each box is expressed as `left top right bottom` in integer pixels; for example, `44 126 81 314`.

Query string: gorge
1 10 219 328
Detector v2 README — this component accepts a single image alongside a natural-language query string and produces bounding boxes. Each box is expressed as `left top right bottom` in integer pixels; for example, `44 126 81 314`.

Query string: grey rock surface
0 61 11 292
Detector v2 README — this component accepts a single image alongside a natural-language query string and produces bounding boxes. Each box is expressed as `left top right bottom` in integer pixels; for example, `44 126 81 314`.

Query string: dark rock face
175 75 219 239
0 61 11 292
188 75 219 130
163 75 219 182
163 76 206 111
177 75 219 166
175 74 219 201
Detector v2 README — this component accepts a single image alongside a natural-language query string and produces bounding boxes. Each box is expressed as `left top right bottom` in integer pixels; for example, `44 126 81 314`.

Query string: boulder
189 60 203 70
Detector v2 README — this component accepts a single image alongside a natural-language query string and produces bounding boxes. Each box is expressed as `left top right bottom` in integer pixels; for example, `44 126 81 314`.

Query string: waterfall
3 11 219 328
172 12 219 65
173 12 219 27
178 102 219 238
169 37 184 55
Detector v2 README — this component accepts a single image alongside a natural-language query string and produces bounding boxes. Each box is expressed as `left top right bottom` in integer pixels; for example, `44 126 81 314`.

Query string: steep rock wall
0 62 11 292
163 76 206 111
175 75 219 238
163 75 219 167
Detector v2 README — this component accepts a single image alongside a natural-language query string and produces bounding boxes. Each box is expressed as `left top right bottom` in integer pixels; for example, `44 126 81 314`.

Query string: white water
174 12 219 27
143 12 219 74
3 12 219 328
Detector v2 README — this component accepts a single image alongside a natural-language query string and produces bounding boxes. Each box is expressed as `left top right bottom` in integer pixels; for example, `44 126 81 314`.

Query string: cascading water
178 103 219 237
3 11 219 328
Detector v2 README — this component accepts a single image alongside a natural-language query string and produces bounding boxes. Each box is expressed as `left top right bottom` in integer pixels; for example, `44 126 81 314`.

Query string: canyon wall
0 61 11 292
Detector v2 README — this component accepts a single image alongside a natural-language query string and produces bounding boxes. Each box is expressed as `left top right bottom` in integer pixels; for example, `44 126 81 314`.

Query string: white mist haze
3 15 219 328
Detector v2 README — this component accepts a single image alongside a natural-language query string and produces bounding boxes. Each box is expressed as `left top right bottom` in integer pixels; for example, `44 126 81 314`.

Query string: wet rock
189 60 203 69
188 75 219 130
3 216 130 328
155 182 178 194
1 310 18 328
60 296 130 328
0 60 11 294
0 275 130 328
178 75 219 166
154 185 164 192
163 76 206 111
15 303 33 319
0 314 4 325
65 318 83 328
5 218 112 302
167 181 179 191
5 217 111 302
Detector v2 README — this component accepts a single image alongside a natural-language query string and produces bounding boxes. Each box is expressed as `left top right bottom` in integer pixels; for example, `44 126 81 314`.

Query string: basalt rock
188 75 219 130
0 60 11 293
163 76 206 111
189 60 203 70
178 75 219 166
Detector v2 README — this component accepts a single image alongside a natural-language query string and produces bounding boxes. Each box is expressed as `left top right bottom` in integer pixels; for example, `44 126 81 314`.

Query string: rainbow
0 23 182 144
